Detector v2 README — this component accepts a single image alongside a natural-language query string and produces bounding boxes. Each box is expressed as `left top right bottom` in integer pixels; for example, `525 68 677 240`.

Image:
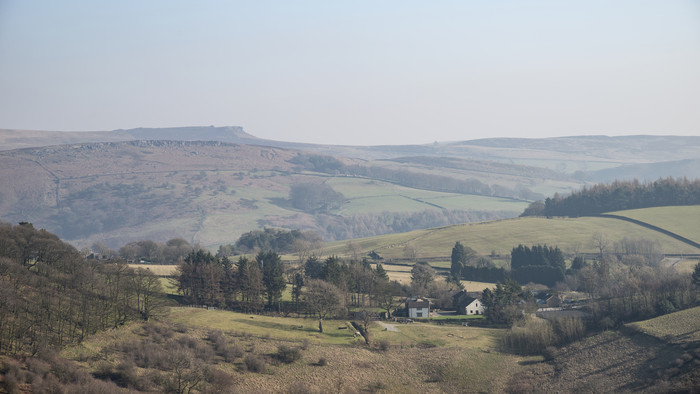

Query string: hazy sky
1 1 699 145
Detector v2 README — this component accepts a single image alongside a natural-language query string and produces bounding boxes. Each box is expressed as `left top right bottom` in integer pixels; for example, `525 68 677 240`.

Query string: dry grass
129 264 178 276
167 308 360 346
58 310 534 393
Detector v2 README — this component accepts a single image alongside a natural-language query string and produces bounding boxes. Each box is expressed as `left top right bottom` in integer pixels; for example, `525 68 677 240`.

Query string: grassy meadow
626 306 700 344
319 214 700 260
610 205 700 244
167 308 359 346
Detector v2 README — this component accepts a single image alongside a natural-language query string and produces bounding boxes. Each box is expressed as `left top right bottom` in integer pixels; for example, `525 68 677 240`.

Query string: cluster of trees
175 250 286 312
53 182 186 240
449 242 506 283
0 222 165 356
217 228 323 256
117 238 193 264
290 153 345 173
522 177 700 217
174 250 406 332
289 153 543 201
289 182 345 213
305 209 512 241
564 253 696 327
342 164 541 201
481 279 535 326
510 244 566 287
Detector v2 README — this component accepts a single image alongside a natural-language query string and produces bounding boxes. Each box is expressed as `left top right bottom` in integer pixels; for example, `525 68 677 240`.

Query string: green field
319 214 700 260
611 205 700 244
327 177 527 214
626 306 700 344
167 307 359 346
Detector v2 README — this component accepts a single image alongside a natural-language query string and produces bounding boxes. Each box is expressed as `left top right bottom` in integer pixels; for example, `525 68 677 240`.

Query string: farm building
453 291 485 315
406 297 430 318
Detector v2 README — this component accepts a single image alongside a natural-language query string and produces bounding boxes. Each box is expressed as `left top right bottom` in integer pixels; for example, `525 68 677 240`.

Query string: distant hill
0 140 532 249
2 127 699 179
1 127 699 249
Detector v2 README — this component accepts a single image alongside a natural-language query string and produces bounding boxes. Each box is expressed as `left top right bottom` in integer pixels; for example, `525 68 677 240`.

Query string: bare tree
346 240 361 262
403 241 418 261
304 279 344 333
592 232 610 260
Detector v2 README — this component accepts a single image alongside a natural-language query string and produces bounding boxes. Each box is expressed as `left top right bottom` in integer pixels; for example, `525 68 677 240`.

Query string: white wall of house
464 299 485 315
408 307 429 318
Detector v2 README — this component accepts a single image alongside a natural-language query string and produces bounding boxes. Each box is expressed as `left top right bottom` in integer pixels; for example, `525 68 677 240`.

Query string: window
416 311 423 317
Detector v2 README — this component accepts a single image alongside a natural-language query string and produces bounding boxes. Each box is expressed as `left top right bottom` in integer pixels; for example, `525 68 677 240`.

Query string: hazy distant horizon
1 1 698 145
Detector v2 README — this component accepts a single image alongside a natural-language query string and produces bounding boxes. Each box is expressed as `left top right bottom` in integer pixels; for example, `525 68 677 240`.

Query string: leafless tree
304 279 344 333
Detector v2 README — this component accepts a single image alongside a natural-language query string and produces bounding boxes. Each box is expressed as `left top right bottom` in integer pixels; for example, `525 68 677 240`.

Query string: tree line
521 177 700 217
0 222 166 356
218 228 323 256
174 250 406 333
290 153 543 201
263 208 514 242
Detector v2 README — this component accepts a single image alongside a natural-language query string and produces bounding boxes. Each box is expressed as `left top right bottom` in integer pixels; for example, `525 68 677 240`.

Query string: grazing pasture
610 205 700 244
627 306 700 344
320 215 700 260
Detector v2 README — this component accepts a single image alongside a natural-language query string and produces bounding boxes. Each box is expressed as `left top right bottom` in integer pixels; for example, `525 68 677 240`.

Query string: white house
462 298 484 316
406 298 430 318
453 291 485 316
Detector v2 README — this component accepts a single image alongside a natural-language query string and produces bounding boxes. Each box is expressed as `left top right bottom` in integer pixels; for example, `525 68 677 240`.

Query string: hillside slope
3 128 700 180
320 208 700 260
0 140 533 249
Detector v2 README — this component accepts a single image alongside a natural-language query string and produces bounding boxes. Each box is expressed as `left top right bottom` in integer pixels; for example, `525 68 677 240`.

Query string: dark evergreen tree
256 250 286 308
304 256 324 279
451 241 467 278
237 256 263 312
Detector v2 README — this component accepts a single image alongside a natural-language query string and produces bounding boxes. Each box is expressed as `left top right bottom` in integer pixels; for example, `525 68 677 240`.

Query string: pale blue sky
1 1 698 145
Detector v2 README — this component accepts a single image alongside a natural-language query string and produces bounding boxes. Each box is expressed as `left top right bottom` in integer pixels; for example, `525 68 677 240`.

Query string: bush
317 358 328 366
244 355 267 373
502 319 556 354
377 340 390 351
222 344 245 362
552 317 586 344
276 345 302 364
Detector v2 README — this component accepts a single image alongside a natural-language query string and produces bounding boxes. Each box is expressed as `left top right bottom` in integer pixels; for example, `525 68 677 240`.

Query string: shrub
32 374 62 393
65 379 124 394
502 318 556 354
142 322 174 343
276 345 302 364
317 358 328 366
285 381 316 394
222 344 245 362
377 340 391 351
244 355 267 373
552 317 586 344
26 357 51 378
205 368 237 392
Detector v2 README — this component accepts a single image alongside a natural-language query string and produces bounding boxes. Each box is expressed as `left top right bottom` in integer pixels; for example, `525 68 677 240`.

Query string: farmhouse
406 297 430 318
453 291 485 316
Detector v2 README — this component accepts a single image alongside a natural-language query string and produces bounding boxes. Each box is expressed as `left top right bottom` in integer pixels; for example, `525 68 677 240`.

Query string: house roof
453 290 480 307
406 299 430 308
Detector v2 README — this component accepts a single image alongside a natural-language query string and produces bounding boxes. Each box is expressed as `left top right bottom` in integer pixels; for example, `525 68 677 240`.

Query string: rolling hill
0 140 540 249
319 206 700 262
2 127 700 250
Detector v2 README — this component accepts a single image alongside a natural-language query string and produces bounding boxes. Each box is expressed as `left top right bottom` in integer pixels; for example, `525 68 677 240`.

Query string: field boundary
595 213 700 250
